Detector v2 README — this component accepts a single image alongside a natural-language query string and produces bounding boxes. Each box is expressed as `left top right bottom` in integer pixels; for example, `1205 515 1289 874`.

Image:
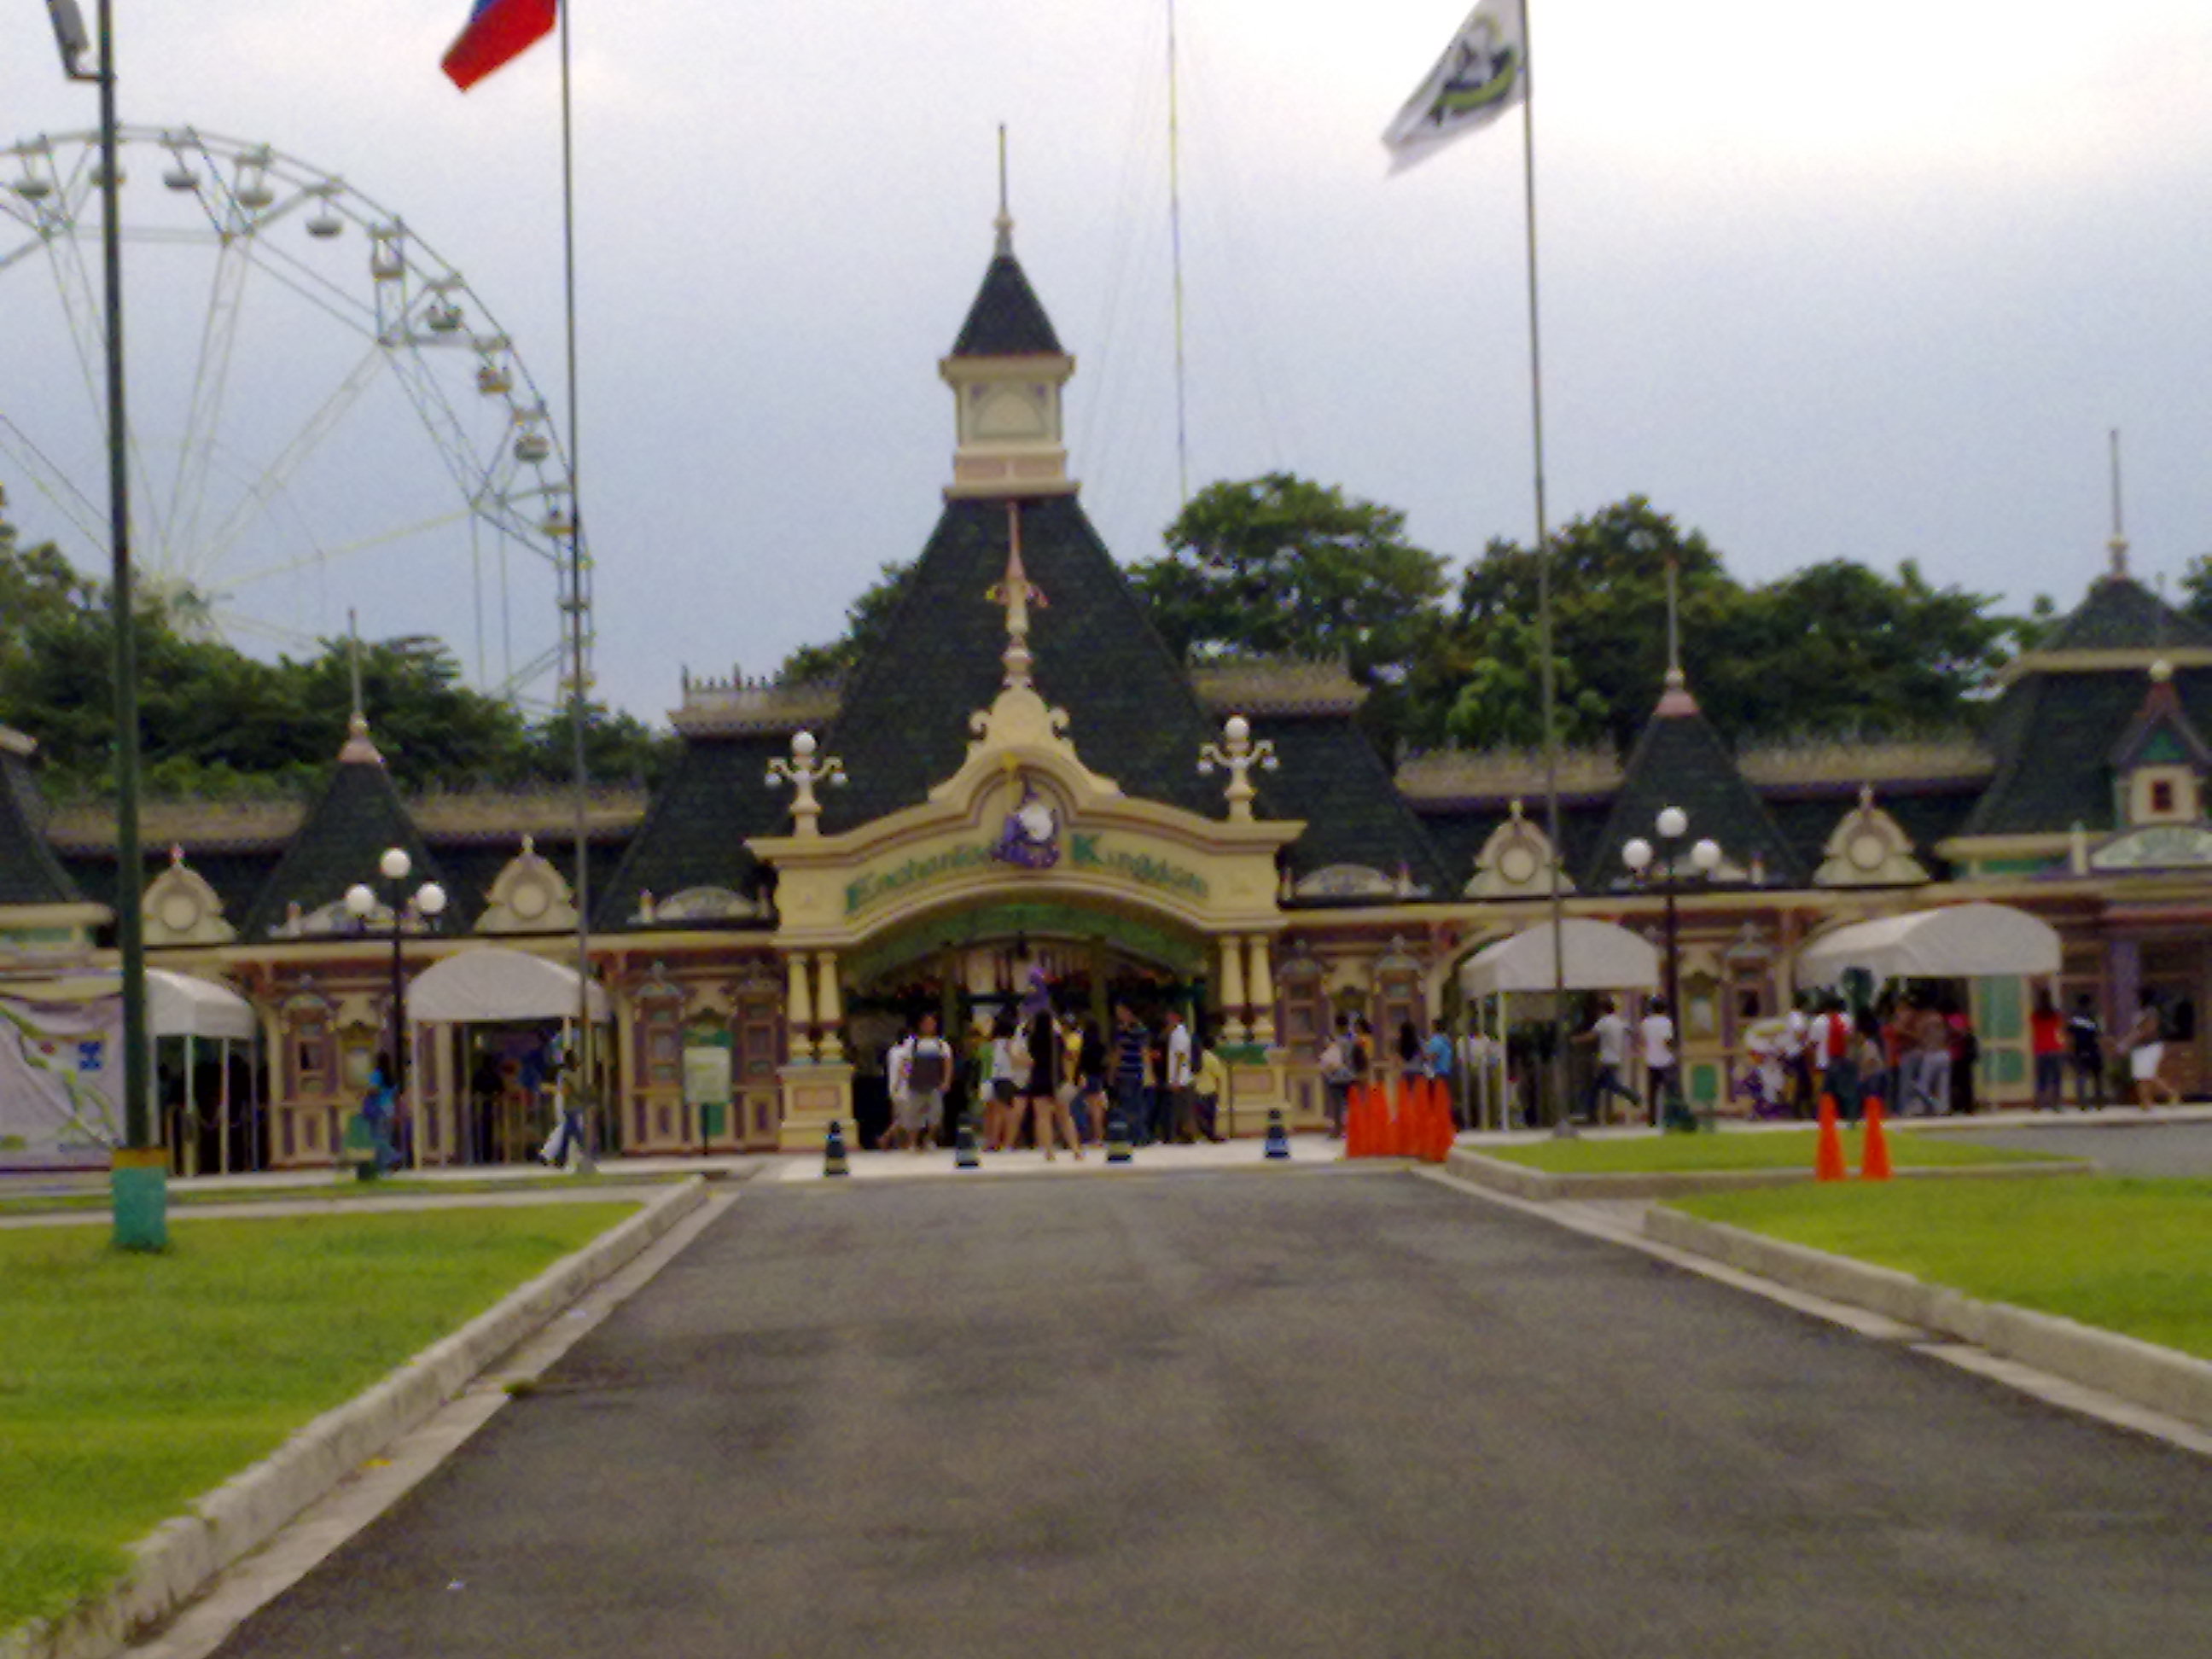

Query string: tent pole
218 1037 230 1176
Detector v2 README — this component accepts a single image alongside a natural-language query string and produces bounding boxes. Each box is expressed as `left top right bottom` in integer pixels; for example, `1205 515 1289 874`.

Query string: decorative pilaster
814 952 845 1063
785 953 816 1062
1247 936 1277 1046
1219 934 1249 1043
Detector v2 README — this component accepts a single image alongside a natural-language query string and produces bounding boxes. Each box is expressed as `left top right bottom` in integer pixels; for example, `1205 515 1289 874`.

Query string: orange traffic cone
1429 1076 1452 1162
1814 1093 1848 1182
1344 1082 1363 1158
1860 1096 1893 1181
1353 1082 1374 1159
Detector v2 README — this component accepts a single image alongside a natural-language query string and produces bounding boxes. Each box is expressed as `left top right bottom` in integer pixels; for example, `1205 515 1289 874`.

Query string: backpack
1318 1039 1349 1084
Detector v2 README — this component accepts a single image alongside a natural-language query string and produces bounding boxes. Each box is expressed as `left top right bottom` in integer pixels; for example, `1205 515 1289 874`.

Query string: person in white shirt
1639 995 1677 1126
1575 998 1638 1124
1164 1009 1196 1143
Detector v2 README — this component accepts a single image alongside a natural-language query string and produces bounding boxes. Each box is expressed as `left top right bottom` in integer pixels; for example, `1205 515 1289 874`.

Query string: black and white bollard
1105 1105 1133 1165
954 1115 981 1170
1265 1108 1291 1161
824 1119 850 1179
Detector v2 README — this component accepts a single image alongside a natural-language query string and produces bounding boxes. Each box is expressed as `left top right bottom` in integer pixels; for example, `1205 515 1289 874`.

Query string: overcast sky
3 2 2209 728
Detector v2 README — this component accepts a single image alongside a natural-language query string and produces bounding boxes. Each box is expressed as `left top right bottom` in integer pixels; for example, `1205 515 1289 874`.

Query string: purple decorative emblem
992 786 1061 870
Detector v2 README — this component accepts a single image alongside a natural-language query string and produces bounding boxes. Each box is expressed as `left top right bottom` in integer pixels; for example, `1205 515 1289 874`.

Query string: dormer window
2151 778 2175 815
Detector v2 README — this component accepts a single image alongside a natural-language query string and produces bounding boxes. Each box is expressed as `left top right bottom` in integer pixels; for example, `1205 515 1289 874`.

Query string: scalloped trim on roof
1190 656 1366 716
672 672 841 737
1396 745 1621 803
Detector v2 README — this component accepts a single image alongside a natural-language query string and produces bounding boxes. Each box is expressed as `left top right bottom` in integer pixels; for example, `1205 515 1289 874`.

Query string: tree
1130 474 1451 747
779 559 917 684
1446 498 2015 750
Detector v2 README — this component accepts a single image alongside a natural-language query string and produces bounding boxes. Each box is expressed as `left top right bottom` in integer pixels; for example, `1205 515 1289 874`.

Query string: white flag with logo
1382 0 1528 173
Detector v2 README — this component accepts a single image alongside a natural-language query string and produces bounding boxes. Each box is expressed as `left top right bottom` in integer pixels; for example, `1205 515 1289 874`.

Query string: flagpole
557 0 597 1167
1515 0 1572 1138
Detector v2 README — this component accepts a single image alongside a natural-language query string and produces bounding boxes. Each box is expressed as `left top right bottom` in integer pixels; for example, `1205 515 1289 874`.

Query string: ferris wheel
0 125 585 711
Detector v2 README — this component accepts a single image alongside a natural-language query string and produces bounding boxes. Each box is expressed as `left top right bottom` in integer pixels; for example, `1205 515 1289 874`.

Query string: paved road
210 1170 2209 1658
1943 1120 2212 1177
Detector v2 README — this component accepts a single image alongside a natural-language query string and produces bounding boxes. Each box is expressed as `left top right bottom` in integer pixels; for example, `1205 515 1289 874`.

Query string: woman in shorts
1021 1007 1083 1161
2124 993 2180 1109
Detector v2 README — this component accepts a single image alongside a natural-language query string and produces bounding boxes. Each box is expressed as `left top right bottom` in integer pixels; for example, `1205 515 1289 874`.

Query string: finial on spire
1655 544 1700 715
987 501 1047 689
346 608 364 723
993 124 1013 255
2107 427 2130 579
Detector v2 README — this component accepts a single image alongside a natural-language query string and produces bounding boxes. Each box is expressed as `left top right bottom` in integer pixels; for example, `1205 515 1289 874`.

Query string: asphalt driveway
207 1170 2210 1657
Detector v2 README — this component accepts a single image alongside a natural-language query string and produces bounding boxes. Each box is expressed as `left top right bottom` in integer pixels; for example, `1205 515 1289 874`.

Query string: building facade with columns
14 225 2212 1166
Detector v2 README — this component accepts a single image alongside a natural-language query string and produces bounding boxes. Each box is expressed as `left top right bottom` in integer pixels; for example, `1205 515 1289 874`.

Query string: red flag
443 0 556 90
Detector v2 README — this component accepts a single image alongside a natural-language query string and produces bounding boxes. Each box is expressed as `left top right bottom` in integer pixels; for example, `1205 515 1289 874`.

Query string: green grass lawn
0 1203 639 1634
0 1170 685 1217
1674 1179 2212 1359
1481 1126 2064 1174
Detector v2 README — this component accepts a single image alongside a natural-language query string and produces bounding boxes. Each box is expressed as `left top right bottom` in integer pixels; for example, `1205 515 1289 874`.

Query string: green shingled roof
1251 714 1451 897
2036 574 2212 654
0 746 83 907
822 493 1222 830
1960 667 2212 836
1580 697 1807 889
239 742 442 940
592 733 786 930
950 252 1063 358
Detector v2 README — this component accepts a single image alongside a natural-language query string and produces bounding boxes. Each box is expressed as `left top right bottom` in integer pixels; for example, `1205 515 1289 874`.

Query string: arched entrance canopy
1794 903 2061 986
409 948 611 1023
1460 919 1660 998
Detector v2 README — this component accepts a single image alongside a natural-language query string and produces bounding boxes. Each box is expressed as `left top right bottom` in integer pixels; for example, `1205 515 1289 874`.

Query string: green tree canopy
1450 498 2014 751
780 559 918 684
0 493 673 796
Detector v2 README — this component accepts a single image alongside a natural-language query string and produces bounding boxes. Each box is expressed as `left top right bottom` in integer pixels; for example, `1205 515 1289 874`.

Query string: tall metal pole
1659 875 1680 1129
1518 1 1571 1135
558 0 597 1166
80 0 163 1248
1166 0 1191 506
387 895 407 1103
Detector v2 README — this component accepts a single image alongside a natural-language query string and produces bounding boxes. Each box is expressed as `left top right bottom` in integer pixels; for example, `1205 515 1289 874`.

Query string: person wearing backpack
1318 1018 1353 1138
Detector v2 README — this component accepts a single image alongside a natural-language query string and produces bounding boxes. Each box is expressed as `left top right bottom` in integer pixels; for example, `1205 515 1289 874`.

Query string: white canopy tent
98 969 263 1176
1459 921 1661 1129
1795 903 2062 986
1461 919 1662 998
145 968 258 1040
408 948 611 1024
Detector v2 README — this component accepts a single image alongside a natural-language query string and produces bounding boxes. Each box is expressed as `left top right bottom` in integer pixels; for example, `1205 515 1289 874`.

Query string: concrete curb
3 1179 711 1659
1442 1145 2093 1202
1644 1205 2212 1431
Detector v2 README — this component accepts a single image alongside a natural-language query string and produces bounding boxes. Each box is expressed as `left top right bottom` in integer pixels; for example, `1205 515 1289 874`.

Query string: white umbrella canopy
407 948 610 1024
1460 919 1662 998
143 968 257 1040
1796 903 2062 986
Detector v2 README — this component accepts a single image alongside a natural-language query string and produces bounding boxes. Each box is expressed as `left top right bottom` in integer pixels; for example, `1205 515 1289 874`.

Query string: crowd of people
874 978 1231 1156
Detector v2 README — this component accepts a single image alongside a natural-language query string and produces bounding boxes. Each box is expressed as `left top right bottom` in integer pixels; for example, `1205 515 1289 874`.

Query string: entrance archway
840 899 1209 1149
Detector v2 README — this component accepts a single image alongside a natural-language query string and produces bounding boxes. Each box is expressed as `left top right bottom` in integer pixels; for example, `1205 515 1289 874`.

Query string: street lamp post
346 849 445 1164
1622 806 1720 1132
44 1 163 1245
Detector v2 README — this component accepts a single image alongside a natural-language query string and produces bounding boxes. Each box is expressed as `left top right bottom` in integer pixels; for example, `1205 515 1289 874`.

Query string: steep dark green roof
1580 697 1807 889
1959 667 2212 836
823 493 1220 829
239 744 441 940
950 252 1063 357
0 746 84 906
594 734 786 930
2037 575 2212 654
1254 715 1450 897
